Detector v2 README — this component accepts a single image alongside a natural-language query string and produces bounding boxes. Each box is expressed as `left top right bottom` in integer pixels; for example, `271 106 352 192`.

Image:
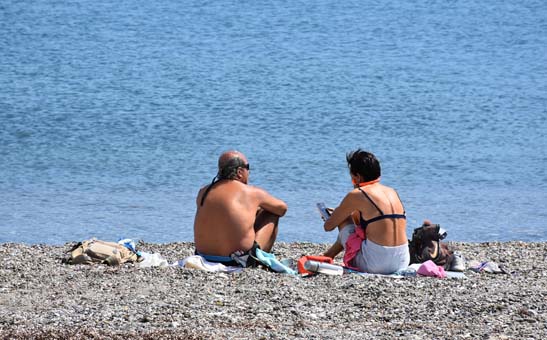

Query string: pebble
0 241 546 339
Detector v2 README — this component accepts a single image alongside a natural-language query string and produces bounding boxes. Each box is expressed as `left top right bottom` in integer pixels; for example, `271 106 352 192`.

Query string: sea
1 0 546 244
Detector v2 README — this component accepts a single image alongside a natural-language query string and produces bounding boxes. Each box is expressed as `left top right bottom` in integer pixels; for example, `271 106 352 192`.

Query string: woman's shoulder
346 187 363 196
342 188 367 204
360 184 399 200
376 183 398 192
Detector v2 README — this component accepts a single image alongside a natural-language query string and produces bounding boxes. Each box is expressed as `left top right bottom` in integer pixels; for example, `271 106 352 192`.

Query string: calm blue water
1 0 546 244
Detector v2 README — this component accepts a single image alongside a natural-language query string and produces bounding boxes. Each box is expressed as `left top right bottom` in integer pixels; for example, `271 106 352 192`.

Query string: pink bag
417 260 446 278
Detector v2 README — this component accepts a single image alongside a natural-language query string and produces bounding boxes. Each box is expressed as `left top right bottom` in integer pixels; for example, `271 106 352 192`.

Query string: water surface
1 0 546 244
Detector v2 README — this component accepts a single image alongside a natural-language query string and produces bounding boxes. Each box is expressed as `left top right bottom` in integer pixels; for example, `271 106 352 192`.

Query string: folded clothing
469 260 506 274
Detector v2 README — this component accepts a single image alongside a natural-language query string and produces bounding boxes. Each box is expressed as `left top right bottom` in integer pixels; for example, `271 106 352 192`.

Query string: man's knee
254 210 280 231
254 210 280 252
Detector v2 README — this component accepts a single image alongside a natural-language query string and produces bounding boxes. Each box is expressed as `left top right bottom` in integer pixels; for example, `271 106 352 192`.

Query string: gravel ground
0 241 546 339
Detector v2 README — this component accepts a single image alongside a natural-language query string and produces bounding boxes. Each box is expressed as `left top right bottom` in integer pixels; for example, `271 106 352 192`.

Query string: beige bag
65 239 139 266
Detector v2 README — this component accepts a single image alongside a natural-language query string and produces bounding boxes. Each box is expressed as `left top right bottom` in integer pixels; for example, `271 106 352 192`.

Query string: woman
323 149 410 274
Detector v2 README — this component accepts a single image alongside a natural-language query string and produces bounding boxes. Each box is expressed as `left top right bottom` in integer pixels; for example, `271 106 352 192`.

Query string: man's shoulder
197 184 210 197
198 180 264 199
244 184 268 195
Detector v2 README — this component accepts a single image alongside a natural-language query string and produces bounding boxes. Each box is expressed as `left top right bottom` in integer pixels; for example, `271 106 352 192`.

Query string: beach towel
356 266 465 279
254 249 298 275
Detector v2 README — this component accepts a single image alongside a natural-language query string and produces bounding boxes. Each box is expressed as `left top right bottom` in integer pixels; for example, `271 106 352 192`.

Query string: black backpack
408 222 454 269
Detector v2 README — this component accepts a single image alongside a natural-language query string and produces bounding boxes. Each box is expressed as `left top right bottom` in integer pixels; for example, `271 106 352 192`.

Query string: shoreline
1 241 546 339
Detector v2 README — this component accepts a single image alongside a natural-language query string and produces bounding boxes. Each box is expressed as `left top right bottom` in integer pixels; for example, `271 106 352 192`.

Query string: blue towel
255 248 297 275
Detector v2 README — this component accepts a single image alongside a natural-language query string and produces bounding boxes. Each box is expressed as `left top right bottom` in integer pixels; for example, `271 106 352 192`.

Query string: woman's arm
323 192 357 231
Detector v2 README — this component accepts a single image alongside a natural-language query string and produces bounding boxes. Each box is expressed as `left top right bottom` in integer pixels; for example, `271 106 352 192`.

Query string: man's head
217 150 250 184
346 149 381 182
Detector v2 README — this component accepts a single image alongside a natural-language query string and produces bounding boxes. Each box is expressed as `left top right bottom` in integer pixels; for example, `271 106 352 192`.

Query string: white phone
316 202 331 221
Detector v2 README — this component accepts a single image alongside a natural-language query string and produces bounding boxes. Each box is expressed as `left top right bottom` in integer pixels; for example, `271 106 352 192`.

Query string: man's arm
253 187 288 217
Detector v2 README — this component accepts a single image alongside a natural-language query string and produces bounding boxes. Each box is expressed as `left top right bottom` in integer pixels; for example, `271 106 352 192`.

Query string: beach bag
63 239 139 266
408 222 454 269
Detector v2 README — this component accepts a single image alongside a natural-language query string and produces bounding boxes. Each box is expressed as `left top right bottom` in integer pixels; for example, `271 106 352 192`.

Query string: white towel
137 252 168 268
173 255 243 273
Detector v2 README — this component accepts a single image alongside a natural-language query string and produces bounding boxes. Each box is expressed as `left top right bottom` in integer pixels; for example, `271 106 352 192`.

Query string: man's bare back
193 151 287 257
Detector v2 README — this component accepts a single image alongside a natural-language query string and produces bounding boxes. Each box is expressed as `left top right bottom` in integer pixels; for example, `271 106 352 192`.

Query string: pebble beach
1 241 546 339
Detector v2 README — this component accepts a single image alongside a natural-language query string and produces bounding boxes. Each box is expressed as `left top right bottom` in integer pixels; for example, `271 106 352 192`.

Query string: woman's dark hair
218 156 246 180
346 149 381 181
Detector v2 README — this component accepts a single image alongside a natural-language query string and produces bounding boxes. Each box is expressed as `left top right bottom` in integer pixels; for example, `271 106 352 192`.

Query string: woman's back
353 183 407 247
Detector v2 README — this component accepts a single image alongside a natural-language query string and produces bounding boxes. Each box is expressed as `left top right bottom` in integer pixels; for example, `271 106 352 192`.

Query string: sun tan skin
323 172 407 259
194 151 287 256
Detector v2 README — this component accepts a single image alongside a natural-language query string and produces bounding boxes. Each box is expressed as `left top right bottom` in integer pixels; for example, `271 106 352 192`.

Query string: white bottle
303 260 343 276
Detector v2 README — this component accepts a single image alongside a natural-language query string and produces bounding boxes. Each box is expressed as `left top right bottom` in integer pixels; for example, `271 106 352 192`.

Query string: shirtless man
193 150 287 265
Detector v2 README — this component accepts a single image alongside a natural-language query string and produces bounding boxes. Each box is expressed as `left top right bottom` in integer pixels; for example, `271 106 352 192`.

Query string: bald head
217 150 248 180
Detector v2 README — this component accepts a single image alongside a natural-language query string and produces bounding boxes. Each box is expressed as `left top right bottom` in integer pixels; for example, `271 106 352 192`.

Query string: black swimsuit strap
359 212 407 230
358 188 406 230
200 176 221 206
358 188 384 215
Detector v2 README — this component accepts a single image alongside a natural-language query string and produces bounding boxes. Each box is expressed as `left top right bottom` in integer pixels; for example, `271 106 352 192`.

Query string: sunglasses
240 163 250 170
